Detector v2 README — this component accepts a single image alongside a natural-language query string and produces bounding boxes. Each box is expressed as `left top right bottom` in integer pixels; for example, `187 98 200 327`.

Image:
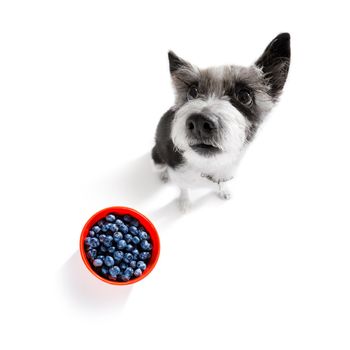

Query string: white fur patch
170 97 248 189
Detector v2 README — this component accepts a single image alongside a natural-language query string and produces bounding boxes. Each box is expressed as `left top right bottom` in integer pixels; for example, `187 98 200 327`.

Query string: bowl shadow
60 251 132 313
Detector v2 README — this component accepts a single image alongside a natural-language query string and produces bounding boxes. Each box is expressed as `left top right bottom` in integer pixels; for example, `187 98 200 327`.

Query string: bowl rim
80 206 160 286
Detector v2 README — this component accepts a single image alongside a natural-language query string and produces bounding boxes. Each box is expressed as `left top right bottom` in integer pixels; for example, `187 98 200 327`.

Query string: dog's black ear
255 33 291 98
168 51 190 74
168 51 199 93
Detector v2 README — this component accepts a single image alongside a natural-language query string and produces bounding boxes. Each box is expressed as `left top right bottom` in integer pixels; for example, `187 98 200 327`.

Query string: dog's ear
168 51 199 91
168 51 190 74
255 33 291 98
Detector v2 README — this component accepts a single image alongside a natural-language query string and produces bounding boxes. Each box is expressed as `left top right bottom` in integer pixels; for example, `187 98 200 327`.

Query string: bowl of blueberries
80 206 160 285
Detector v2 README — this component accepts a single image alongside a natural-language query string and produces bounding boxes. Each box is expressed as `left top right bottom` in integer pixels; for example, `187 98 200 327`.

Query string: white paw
178 197 190 213
159 169 169 183
218 190 232 200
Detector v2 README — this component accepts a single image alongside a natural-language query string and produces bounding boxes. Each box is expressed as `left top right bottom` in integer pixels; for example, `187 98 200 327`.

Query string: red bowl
80 206 160 285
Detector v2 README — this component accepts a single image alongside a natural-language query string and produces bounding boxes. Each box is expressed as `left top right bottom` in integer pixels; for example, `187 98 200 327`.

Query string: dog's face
169 33 290 162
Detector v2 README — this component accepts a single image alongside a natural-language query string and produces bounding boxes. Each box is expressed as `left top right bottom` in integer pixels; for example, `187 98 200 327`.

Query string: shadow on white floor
96 152 225 230
100 153 162 206
148 191 221 231
60 251 132 313
59 155 226 312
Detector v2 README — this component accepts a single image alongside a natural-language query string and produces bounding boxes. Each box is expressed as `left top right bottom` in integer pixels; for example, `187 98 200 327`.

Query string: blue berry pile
84 213 152 282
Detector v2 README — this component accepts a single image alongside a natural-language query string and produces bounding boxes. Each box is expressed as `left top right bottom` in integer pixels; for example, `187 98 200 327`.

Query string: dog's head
169 33 290 161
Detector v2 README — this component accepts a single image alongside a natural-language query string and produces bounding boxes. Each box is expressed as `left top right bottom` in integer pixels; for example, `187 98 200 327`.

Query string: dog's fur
152 33 291 211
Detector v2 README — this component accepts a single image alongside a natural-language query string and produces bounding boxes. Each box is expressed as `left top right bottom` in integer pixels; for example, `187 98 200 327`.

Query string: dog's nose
186 114 218 138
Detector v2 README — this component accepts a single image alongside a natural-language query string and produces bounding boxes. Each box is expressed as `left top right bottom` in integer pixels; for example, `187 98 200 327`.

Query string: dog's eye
236 88 253 106
187 86 198 100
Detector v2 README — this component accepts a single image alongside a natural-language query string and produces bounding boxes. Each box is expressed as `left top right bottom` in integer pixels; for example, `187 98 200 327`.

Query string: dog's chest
168 153 236 188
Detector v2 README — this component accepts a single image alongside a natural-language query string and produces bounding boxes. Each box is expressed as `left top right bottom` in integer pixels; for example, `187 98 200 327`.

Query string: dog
152 33 291 211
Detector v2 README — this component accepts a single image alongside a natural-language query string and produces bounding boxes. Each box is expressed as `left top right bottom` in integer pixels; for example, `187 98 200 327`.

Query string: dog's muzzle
186 113 221 155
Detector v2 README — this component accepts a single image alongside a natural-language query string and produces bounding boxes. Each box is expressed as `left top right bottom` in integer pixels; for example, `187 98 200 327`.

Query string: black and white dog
152 33 291 211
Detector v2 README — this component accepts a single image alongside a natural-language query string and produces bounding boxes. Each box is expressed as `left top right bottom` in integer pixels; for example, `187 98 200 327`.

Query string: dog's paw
178 196 190 213
218 189 232 200
159 169 169 183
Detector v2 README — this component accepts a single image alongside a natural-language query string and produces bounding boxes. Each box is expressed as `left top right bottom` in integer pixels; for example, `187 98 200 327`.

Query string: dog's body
152 33 291 211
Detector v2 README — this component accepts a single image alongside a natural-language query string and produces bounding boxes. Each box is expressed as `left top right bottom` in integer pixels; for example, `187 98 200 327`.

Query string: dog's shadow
99 153 182 229
98 152 220 229
100 153 162 206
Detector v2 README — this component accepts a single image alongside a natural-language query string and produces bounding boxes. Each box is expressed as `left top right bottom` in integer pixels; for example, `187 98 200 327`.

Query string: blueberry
101 267 109 275
119 224 128 234
139 230 148 240
132 248 139 260
88 230 95 237
117 239 127 250
107 246 116 254
132 236 140 245
124 234 132 243
121 274 130 282
104 256 114 267
123 215 131 223
109 266 121 278
113 250 124 261
90 237 100 248
97 255 105 260
125 244 133 252
106 214 116 223
139 252 151 260
99 234 106 243
120 262 127 270
84 237 92 246
132 248 139 255
113 232 123 241
130 218 139 227
87 249 97 260
93 258 103 267
97 220 105 227
129 226 138 235
124 267 134 276
130 260 137 269
115 219 123 227
103 235 113 247
134 268 142 277
101 225 109 232
100 245 107 253
123 253 133 263
140 240 151 251
137 261 147 271
92 225 101 233
109 224 117 233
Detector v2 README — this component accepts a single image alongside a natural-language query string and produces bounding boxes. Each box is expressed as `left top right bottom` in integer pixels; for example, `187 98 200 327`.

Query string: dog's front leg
218 181 232 200
178 187 190 212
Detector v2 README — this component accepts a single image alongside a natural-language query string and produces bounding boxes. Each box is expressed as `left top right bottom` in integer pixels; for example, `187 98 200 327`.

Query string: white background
1 1 349 349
